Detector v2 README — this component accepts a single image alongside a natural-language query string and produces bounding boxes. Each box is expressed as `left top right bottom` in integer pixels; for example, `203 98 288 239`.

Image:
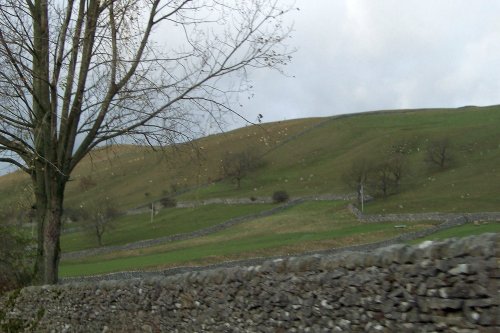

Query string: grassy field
61 203 275 253
410 222 500 244
60 201 440 277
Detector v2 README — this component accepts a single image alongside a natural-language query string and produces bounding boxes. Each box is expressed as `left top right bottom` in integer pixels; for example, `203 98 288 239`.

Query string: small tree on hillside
345 151 407 200
80 199 119 247
386 153 406 191
272 190 289 203
426 138 454 170
370 153 407 198
160 196 177 208
221 149 265 189
370 162 394 198
343 158 371 205
78 176 96 192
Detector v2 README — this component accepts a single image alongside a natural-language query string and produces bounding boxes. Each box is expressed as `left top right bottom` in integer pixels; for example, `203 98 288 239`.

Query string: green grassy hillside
0 117 324 213
178 106 500 213
1 105 499 276
1 105 499 217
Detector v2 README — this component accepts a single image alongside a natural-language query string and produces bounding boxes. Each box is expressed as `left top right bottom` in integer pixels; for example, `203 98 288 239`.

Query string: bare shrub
272 190 290 203
160 196 177 208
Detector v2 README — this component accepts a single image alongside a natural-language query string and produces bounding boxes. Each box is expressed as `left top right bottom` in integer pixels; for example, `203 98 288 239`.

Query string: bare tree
386 153 406 191
220 149 265 189
426 138 453 169
80 198 119 247
343 158 370 205
370 162 394 198
0 0 293 284
78 175 96 192
370 154 407 198
345 153 407 201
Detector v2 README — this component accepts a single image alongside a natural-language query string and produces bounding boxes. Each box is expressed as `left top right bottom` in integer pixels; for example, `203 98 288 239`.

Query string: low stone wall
347 204 500 223
177 197 272 208
60 215 476 284
62 199 307 261
2 233 498 332
126 193 357 214
64 195 357 260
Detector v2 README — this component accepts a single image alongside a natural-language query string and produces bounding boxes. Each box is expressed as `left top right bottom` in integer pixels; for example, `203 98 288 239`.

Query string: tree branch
0 157 30 173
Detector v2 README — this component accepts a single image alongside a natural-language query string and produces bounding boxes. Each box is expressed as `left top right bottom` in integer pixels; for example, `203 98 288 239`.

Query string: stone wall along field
1 233 498 332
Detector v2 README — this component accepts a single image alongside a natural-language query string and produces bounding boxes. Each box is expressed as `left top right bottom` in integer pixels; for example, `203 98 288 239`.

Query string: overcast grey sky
234 0 500 125
1 1 499 175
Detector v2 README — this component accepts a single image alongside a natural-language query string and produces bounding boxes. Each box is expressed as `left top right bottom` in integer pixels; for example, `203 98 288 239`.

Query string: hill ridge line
260 117 333 157
258 106 450 157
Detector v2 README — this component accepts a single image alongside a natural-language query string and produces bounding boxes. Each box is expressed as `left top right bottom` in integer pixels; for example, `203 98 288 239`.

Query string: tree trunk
356 183 362 204
27 0 65 285
96 223 103 247
32 172 66 285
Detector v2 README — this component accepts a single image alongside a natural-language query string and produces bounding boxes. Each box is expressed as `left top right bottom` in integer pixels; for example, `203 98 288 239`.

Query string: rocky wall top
1 233 498 332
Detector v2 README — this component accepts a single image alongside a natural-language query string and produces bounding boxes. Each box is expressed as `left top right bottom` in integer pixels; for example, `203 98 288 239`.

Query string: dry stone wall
62 199 307 261
347 204 500 223
1 233 498 332
127 194 356 213
60 215 483 284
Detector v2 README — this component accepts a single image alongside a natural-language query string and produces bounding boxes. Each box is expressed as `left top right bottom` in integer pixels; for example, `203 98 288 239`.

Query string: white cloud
237 0 500 125
440 30 500 105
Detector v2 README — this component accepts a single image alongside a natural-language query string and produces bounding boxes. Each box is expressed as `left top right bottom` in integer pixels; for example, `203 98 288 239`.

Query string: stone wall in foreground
1 233 498 332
